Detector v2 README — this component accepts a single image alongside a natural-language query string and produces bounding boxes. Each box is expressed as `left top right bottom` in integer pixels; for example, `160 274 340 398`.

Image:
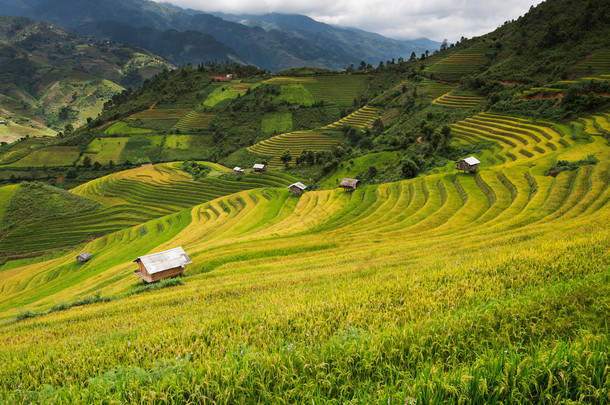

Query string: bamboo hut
456 156 481 173
287 182 307 196
133 247 191 283
340 178 361 192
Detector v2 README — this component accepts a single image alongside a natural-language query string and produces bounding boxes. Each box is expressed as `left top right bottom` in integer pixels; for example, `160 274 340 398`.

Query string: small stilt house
76 252 91 262
456 156 481 173
287 182 307 196
233 166 244 175
253 163 267 174
133 247 191 283
340 178 361 192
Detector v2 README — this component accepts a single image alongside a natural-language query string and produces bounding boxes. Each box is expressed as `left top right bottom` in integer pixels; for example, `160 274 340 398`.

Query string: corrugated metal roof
288 182 307 190
463 156 481 165
233 167 243 171
134 247 191 274
340 178 360 188
253 163 266 169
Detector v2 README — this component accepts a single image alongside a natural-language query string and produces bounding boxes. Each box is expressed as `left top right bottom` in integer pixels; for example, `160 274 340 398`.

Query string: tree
440 39 448 51
280 150 292 167
367 165 378 179
82 156 92 168
401 158 419 178
409 52 416 61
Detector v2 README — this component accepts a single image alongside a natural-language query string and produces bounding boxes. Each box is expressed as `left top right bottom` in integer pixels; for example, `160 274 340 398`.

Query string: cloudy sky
155 0 543 42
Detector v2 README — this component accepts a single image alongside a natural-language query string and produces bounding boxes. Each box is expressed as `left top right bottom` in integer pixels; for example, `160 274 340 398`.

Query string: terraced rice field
172 111 215 132
448 112 610 166
248 106 380 167
0 164 297 259
421 79 457 98
129 108 191 120
0 109 609 403
248 131 339 168
573 50 610 77
263 75 368 106
426 45 490 81
323 106 381 130
433 92 484 108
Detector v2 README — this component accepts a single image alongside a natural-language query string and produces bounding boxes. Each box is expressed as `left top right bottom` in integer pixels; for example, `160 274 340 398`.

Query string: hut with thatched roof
287 182 307 196
340 178 361 192
133 247 191 283
456 156 481 173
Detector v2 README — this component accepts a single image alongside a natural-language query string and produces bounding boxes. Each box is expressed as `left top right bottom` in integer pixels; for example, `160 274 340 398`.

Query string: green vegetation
0 182 102 234
1 2 610 401
261 112 293 134
104 121 152 135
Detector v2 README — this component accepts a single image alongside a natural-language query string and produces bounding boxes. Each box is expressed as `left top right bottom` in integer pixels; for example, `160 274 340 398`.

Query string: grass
261 112 293 134
5 146 79 167
104 121 152 135
81 137 128 164
0 184 18 222
277 84 316 106
203 84 252 107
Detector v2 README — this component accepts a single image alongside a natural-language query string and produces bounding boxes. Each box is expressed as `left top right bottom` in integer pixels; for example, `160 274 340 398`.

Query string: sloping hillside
0 107 608 402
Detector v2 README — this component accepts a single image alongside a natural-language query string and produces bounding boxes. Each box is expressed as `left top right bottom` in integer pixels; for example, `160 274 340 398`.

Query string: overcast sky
155 0 543 42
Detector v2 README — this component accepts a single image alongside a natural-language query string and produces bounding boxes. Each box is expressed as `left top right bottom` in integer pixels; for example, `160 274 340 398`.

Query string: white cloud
155 0 542 42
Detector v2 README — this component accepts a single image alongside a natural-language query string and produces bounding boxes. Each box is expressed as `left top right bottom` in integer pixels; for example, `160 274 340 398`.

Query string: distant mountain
76 21 247 67
6 0 438 71
11 0 351 71
213 12 440 65
0 16 171 135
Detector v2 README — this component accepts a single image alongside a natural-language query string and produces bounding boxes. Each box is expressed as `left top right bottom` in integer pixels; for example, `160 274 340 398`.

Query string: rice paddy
0 163 298 261
0 106 608 403
248 131 339 167
432 92 484 108
572 50 610 78
323 106 381 130
173 111 215 132
426 45 491 81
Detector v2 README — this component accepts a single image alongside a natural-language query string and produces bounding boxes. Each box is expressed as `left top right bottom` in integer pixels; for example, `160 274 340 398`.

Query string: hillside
0 0 610 402
0 16 171 138
0 107 609 401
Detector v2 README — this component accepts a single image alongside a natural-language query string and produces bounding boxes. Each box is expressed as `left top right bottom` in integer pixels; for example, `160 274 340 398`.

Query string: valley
0 0 609 402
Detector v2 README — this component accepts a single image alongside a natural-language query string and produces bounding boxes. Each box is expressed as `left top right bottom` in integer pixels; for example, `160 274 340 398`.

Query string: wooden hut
253 163 267 174
133 247 191 283
233 166 245 175
456 156 481 173
287 182 307 196
76 252 91 262
340 178 361 192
